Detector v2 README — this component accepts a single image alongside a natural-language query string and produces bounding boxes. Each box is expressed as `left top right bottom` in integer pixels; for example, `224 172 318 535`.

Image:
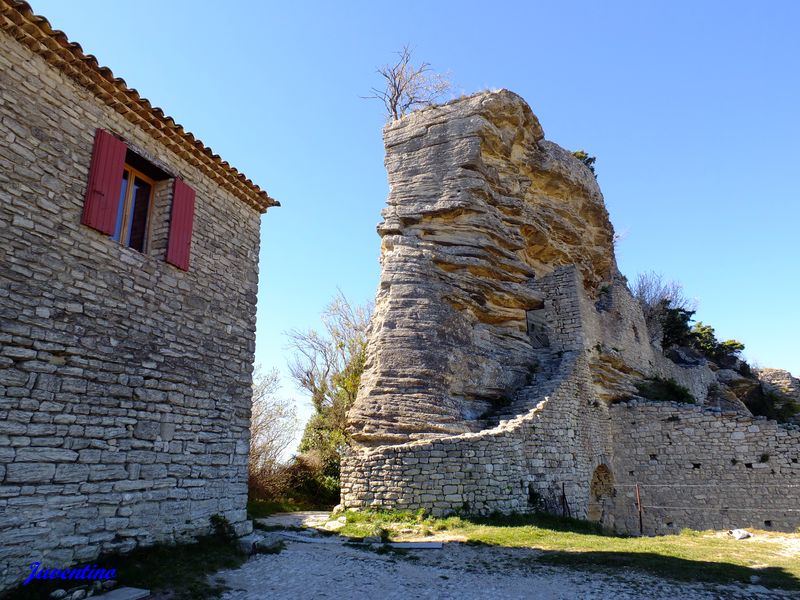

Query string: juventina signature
23 562 117 586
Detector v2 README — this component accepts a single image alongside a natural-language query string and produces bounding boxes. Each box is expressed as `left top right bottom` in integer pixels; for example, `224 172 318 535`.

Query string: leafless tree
286 292 373 473
287 292 372 417
633 272 695 312
632 271 697 344
249 366 297 491
364 45 451 121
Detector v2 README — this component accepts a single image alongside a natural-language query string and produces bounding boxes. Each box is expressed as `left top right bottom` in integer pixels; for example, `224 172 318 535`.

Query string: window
82 128 196 271
111 166 154 253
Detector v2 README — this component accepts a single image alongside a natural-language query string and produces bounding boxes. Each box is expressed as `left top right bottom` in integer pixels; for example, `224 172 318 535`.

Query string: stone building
0 1 277 590
342 90 800 534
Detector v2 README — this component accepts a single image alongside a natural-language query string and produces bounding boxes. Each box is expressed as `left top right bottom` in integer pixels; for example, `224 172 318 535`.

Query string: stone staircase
482 349 562 428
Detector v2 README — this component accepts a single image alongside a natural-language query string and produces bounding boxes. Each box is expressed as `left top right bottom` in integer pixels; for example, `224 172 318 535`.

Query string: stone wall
342 267 613 519
610 402 800 534
0 27 261 590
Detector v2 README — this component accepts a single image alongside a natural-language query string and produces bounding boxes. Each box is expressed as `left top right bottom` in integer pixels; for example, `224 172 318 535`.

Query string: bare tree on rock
364 45 451 121
632 271 696 345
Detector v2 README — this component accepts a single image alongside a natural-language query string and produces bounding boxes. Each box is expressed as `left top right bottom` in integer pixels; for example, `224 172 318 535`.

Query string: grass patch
109 536 246 599
3 535 247 600
337 510 800 590
341 508 429 539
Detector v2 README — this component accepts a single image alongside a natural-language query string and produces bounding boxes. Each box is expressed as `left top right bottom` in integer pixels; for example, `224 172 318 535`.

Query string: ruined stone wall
342 267 613 519
610 402 800 534
0 29 260 590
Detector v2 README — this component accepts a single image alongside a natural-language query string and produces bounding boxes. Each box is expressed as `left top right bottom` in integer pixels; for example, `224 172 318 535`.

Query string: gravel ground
217 527 795 600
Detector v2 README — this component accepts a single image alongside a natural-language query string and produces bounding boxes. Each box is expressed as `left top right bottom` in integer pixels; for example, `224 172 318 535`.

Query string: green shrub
633 377 695 404
659 306 746 365
209 514 236 543
279 453 340 507
744 389 800 423
249 452 341 513
572 149 597 176
691 322 744 363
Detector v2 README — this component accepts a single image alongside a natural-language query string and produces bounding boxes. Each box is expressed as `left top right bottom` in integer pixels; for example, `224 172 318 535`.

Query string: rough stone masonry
342 90 800 534
0 1 275 591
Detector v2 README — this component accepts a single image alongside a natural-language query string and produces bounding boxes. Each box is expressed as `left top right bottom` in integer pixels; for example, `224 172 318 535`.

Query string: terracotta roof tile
0 0 279 212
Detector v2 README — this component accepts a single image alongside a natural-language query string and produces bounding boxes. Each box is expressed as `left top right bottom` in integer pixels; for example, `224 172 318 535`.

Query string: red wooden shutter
166 178 196 271
81 128 127 234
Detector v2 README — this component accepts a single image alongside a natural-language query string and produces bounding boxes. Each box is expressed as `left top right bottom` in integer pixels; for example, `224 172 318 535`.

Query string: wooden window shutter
166 178 196 271
81 128 127 234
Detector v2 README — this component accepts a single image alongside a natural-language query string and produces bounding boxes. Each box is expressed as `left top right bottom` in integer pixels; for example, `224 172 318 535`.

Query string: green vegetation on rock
572 149 596 176
633 377 695 404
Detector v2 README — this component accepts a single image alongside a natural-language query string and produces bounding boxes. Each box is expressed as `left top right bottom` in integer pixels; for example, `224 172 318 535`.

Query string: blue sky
33 1 799 438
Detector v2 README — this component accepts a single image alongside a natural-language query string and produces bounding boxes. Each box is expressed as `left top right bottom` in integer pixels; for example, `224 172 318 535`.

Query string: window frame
113 164 156 254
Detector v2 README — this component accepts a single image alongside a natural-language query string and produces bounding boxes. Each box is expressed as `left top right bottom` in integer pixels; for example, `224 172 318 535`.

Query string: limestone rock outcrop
348 91 624 445
343 90 800 533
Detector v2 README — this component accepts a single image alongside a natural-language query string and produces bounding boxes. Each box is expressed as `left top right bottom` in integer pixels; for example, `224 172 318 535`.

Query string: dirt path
217 516 792 600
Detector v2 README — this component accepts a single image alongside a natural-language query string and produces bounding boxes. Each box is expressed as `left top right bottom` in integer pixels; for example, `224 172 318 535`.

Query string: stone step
478 352 562 427
485 385 549 425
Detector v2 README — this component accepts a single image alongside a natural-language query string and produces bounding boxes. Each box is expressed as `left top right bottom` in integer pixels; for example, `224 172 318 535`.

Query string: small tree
691 322 745 362
364 45 451 121
572 149 597 176
287 292 372 478
660 303 696 348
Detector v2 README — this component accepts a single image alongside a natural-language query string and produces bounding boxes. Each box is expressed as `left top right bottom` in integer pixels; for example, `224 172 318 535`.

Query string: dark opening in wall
526 308 550 349
527 484 542 508
764 520 773 528
692 463 701 469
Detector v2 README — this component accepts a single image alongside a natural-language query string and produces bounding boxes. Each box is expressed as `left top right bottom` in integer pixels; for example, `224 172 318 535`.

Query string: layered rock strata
348 91 621 445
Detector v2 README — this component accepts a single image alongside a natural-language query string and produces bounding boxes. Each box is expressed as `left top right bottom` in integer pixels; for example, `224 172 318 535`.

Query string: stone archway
587 464 614 524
